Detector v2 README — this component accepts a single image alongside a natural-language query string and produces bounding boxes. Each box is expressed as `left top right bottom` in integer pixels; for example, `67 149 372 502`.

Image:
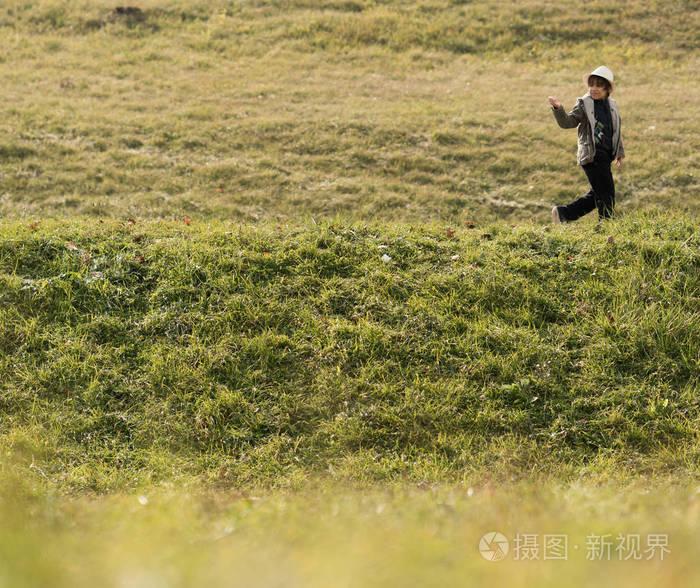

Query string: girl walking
548 66 625 223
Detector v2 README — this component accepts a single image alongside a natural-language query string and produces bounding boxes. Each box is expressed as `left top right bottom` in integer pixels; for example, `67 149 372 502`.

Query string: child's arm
548 97 585 129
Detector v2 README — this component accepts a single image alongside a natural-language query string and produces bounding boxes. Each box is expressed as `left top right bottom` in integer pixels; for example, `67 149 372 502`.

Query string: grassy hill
1 210 698 587
1 211 697 491
0 2 698 586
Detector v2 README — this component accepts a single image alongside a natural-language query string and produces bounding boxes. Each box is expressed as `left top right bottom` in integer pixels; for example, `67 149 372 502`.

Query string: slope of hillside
1 211 697 491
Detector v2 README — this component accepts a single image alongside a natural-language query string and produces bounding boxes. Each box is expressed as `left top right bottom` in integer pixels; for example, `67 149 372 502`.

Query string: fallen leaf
183 216 192 225
464 221 475 229
607 236 615 245
65 241 79 251
481 233 492 240
29 221 41 230
446 228 455 239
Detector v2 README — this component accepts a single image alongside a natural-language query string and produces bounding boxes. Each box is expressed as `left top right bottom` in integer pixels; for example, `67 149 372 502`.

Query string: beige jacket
552 93 625 166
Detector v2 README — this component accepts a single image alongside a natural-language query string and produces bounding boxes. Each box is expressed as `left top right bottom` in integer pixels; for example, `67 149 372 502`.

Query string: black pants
560 154 615 221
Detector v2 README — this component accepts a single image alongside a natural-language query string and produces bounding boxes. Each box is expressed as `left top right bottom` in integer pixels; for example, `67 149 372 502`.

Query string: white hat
585 66 614 90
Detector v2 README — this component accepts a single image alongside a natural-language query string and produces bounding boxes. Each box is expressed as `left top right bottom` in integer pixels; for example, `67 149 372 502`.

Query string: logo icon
479 532 510 562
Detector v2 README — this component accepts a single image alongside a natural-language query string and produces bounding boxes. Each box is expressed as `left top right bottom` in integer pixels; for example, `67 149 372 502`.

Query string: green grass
0 1 698 223
0 2 698 585
1 211 697 492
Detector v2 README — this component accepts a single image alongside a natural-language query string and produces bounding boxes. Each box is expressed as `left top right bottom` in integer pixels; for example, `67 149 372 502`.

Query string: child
548 66 625 223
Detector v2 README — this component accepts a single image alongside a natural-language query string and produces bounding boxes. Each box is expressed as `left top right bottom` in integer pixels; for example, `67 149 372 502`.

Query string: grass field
1 0 698 223
0 1 698 586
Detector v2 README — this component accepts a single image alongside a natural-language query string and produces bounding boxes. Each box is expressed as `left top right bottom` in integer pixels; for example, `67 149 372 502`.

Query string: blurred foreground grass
1 475 699 587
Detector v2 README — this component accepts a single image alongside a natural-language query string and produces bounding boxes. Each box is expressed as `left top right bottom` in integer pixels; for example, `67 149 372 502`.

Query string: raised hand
548 96 562 109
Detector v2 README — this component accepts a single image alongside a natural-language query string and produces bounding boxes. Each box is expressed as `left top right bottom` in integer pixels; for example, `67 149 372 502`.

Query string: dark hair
587 75 612 95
